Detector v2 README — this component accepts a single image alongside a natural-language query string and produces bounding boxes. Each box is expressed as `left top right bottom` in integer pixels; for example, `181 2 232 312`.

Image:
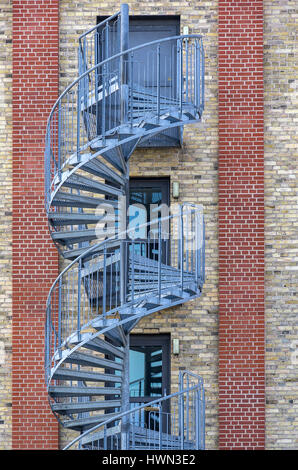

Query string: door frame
129 333 171 431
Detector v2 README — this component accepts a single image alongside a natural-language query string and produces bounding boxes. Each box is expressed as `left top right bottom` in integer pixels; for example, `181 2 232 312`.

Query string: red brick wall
12 0 59 449
218 1 265 449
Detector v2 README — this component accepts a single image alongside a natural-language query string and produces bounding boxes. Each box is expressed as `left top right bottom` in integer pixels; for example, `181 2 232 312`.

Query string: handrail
45 34 203 126
45 33 204 212
44 204 205 383
44 6 206 451
45 204 203 307
64 378 201 450
78 11 121 41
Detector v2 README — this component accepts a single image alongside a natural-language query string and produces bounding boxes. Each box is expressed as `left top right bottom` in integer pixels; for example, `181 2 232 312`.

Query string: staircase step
69 334 124 359
91 319 126 347
48 212 113 226
63 173 123 198
79 159 125 186
51 228 97 244
62 413 119 431
63 352 123 371
52 368 122 383
52 399 121 415
48 386 121 398
51 191 117 209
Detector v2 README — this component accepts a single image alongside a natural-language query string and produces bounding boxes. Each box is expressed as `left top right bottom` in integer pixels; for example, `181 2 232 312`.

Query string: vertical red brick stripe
12 1 59 449
218 1 265 449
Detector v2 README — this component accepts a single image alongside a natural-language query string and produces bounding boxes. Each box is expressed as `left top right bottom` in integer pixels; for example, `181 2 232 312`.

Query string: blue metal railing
44 34 204 212
44 205 205 384
44 4 206 451
63 370 205 450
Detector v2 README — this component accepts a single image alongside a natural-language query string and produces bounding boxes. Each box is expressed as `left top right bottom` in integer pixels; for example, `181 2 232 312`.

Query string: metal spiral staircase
44 5 206 450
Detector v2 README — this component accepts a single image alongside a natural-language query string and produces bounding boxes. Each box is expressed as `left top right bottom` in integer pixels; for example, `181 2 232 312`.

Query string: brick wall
58 0 219 450
218 1 265 449
0 0 12 449
264 0 298 449
12 0 59 449
0 0 296 451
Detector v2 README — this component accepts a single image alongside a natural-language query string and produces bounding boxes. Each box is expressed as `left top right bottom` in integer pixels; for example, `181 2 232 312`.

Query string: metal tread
69 334 124 359
62 413 120 431
48 212 115 226
51 191 118 209
52 367 122 383
48 386 121 398
62 351 123 371
52 399 121 414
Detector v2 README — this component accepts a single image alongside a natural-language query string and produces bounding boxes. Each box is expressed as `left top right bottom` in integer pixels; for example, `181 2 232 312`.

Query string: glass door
129 334 170 432
129 178 170 264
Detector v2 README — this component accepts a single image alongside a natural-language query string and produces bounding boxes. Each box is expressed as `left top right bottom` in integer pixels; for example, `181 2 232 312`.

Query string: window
129 334 171 431
129 178 170 263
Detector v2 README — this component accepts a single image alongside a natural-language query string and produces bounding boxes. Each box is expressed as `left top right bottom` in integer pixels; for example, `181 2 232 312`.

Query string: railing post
121 337 130 450
201 39 205 111
102 64 106 146
131 240 135 308
202 215 205 283
194 40 198 110
159 404 162 449
120 3 129 125
185 38 189 103
57 101 62 182
103 246 107 321
179 39 183 117
156 44 161 122
45 305 50 382
195 40 199 111
158 220 161 302
77 258 82 341
179 206 184 293
195 388 200 449
179 376 185 449
120 240 126 306
76 63 81 163
129 52 134 130
58 277 62 359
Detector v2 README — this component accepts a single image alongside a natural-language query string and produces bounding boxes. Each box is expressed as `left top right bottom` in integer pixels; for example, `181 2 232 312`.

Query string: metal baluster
159 405 162 449
77 258 82 341
156 44 160 122
76 60 81 162
103 247 107 321
179 39 183 116
180 206 184 293
158 221 161 301
129 52 134 130
202 39 205 110
185 38 189 102
102 64 106 146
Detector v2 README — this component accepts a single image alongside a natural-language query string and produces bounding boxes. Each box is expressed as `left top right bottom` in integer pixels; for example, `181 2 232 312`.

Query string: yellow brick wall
264 0 298 449
58 0 219 450
0 0 12 450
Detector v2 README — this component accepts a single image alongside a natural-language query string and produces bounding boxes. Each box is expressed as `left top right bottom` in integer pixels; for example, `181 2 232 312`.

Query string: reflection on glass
129 345 162 398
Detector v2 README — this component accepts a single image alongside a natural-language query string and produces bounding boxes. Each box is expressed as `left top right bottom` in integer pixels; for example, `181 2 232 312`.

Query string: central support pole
120 3 129 125
121 336 130 449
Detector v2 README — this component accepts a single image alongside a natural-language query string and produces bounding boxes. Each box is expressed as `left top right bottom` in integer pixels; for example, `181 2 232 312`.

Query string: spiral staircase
44 4 206 450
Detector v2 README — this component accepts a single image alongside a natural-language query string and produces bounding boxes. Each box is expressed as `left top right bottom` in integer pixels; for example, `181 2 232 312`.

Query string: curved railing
45 204 205 384
44 34 204 212
44 5 206 450
78 11 122 75
64 371 205 450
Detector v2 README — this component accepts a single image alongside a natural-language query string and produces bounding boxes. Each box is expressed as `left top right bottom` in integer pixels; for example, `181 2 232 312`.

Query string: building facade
0 0 297 450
